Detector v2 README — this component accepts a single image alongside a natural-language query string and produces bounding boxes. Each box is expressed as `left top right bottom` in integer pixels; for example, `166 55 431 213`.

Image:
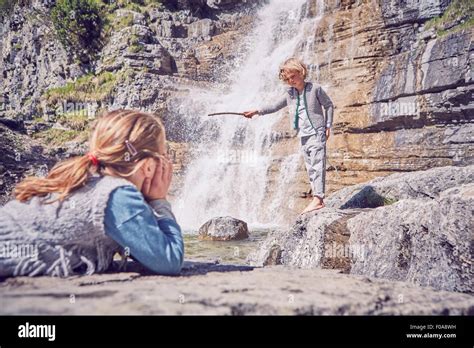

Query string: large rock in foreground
348 183 474 293
1 262 473 315
198 216 249 241
247 209 357 271
248 166 473 293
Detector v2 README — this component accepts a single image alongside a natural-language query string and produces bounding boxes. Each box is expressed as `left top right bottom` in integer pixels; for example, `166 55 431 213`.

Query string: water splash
172 0 325 230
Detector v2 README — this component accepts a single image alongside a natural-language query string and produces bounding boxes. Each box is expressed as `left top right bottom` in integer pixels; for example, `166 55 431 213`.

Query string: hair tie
87 153 100 166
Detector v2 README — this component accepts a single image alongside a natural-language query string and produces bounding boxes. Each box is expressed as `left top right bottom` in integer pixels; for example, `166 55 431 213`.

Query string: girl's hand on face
142 156 173 201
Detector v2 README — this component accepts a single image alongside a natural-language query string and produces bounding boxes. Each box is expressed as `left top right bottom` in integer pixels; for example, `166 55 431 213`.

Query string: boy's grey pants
300 130 327 199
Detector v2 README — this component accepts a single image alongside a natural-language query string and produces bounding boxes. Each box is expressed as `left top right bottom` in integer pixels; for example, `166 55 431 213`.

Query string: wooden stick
208 112 245 116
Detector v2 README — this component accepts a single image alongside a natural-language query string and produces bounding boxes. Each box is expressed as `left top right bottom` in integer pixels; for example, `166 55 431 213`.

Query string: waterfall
172 0 325 231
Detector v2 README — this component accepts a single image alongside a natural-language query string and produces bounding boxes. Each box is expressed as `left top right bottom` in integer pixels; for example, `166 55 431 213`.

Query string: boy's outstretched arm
258 96 287 116
243 95 288 118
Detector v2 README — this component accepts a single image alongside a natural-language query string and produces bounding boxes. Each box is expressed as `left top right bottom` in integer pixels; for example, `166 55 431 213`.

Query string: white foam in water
173 0 325 230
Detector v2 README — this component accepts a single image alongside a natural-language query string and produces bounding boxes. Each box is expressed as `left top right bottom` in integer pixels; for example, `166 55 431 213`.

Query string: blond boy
243 58 334 213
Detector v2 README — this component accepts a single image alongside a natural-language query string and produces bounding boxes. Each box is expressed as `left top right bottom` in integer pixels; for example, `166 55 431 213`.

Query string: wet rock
348 183 474 293
247 209 358 270
198 216 249 241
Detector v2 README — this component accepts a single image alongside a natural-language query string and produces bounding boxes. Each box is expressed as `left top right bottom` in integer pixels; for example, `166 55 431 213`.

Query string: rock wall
0 0 262 199
0 0 260 117
0 122 52 204
0 0 472 207
0 0 85 119
248 165 474 293
269 0 473 198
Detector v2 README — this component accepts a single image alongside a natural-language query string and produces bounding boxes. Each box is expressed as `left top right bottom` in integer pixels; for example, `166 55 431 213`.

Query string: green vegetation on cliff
51 0 104 63
0 0 18 18
44 71 117 104
425 0 474 37
56 112 91 131
33 128 89 147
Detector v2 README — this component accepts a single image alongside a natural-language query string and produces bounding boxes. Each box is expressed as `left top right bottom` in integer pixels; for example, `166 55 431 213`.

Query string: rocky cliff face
0 0 472 207
0 0 262 199
267 0 473 201
0 0 259 119
0 121 53 204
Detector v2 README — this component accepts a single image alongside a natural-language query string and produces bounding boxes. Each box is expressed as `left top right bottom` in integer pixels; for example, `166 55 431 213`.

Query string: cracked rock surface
1 260 473 315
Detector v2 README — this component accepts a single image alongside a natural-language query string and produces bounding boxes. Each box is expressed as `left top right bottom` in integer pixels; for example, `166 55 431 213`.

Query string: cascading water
172 0 326 231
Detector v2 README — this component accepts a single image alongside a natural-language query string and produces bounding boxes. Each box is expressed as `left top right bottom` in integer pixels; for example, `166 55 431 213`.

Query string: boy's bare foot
301 197 325 214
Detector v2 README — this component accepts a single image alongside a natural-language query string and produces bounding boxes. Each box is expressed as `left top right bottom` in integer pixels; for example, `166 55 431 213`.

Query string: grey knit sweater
259 82 334 131
0 175 138 277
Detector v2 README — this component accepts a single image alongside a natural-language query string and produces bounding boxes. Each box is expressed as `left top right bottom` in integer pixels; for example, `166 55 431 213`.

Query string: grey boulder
198 216 249 241
348 183 474 293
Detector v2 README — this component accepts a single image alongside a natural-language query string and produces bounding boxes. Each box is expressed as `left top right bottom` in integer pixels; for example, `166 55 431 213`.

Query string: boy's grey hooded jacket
259 82 334 131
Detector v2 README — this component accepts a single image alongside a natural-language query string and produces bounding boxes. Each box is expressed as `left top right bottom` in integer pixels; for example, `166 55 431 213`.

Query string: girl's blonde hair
15 109 166 203
279 57 308 81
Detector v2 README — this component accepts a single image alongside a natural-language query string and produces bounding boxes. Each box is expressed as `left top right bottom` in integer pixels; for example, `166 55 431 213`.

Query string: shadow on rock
181 260 254 276
108 259 254 277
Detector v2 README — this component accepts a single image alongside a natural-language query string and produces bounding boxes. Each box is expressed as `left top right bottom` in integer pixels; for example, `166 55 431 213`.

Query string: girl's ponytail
15 154 98 203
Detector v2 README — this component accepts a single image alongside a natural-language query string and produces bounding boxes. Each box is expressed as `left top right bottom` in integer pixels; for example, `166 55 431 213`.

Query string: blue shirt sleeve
104 185 184 275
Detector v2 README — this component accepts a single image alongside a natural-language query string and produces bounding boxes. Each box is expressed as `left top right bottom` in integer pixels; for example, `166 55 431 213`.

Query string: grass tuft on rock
32 128 88 147
424 0 474 37
43 71 117 104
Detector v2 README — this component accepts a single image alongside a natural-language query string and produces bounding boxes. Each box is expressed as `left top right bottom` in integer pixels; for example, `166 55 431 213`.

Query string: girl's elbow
173 248 185 274
164 258 183 275
170 263 183 276
160 248 184 275
150 261 181 275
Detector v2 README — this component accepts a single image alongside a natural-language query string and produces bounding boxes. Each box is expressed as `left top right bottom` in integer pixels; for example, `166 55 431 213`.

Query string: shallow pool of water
183 229 271 265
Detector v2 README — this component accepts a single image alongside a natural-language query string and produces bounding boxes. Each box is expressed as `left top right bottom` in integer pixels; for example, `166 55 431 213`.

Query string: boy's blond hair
279 58 308 81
